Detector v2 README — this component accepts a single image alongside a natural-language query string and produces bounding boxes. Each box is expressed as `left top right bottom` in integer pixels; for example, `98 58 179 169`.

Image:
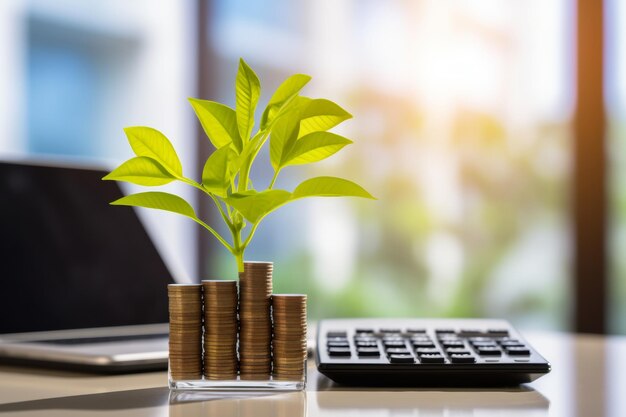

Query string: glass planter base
169 377 305 391
169 373 306 391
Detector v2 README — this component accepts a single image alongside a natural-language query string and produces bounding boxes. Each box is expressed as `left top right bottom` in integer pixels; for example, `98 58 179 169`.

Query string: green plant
104 58 374 272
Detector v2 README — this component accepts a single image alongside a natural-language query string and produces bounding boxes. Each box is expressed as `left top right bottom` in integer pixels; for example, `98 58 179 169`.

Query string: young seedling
104 58 374 272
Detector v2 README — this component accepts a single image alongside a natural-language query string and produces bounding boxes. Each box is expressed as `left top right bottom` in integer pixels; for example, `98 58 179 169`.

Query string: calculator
315 318 551 386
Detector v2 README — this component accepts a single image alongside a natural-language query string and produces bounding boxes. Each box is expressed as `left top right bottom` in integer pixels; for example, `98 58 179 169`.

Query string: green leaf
103 156 175 186
269 110 301 170
124 127 183 177
202 145 236 196
235 58 261 142
260 74 311 129
111 191 199 220
292 176 375 199
189 98 242 152
224 189 291 223
113 191 233 252
298 99 352 138
282 132 352 167
232 130 265 175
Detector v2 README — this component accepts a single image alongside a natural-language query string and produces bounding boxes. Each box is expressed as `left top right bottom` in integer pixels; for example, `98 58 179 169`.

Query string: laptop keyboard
29 333 168 345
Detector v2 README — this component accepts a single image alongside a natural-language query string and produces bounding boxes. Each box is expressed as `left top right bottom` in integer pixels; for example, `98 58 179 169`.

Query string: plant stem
178 176 237 255
242 222 260 248
231 222 245 273
234 250 244 273
238 129 271 192
268 170 280 190
192 217 234 253
238 160 251 192
180 176 234 229
209 194 235 232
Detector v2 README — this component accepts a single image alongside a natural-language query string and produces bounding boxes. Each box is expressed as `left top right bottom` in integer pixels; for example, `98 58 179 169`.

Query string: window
608 0 626 334
207 0 574 328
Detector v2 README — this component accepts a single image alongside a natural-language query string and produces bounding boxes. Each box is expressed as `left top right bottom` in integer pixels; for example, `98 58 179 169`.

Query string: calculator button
441 340 465 348
327 337 348 343
384 341 406 348
380 328 402 334
446 348 471 355
355 337 377 343
412 341 436 348
416 348 440 355
435 329 455 334
406 328 427 333
501 342 525 348
418 354 445 363
389 354 415 364
449 354 476 364
328 347 351 357
357 347 381 357
386 348 410 355
471 341 498 347
327 331 347 338
458 329 484 337
410 335 432 342
469 337 493 343
327 341 350 348
356 341 378 348
488 329 509 336
500 340 523 346
476 346 502 356
383 336 404 342
355 328 374 334
505 347 531 356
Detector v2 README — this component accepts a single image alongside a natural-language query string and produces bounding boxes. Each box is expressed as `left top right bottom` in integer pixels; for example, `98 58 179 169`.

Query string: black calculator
315 318 551 386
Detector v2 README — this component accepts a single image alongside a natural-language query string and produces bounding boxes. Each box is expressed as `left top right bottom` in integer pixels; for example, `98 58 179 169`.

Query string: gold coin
168 284 202 292
239 373 271 380
273 368 305 374
240 364 271 370
204 357 237 362
272 346 307 352
272 325 307 332
239 340 272 347
169 341 202 346
204 326 238 332
273 332 307 338
273 367 305 373
272 336 307 343
272 353 307 359
272 356 306 363
204 362 238 368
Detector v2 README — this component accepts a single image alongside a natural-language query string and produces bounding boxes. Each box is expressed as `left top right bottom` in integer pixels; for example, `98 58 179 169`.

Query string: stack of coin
202 280 238 379
238 261 273 376
168 284 202 380
272 294 307 379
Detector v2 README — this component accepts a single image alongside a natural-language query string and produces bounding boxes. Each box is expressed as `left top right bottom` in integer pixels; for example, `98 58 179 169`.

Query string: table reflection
168 390 306 417
310 359 549 416
313 389 549 416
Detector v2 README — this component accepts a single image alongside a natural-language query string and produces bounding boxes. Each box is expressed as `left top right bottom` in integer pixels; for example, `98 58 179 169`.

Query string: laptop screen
0 161 173 334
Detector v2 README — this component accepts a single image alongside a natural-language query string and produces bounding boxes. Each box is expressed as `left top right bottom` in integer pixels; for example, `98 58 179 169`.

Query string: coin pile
238 261 273 376
272 294 307 379
168 284 202 380
202 280 238 380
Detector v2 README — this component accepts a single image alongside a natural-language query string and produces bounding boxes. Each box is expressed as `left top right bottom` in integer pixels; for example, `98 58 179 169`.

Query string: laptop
0 159 175 373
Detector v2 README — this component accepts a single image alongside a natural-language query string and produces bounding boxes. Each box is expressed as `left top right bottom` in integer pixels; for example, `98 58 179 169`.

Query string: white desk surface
0 331 624 416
